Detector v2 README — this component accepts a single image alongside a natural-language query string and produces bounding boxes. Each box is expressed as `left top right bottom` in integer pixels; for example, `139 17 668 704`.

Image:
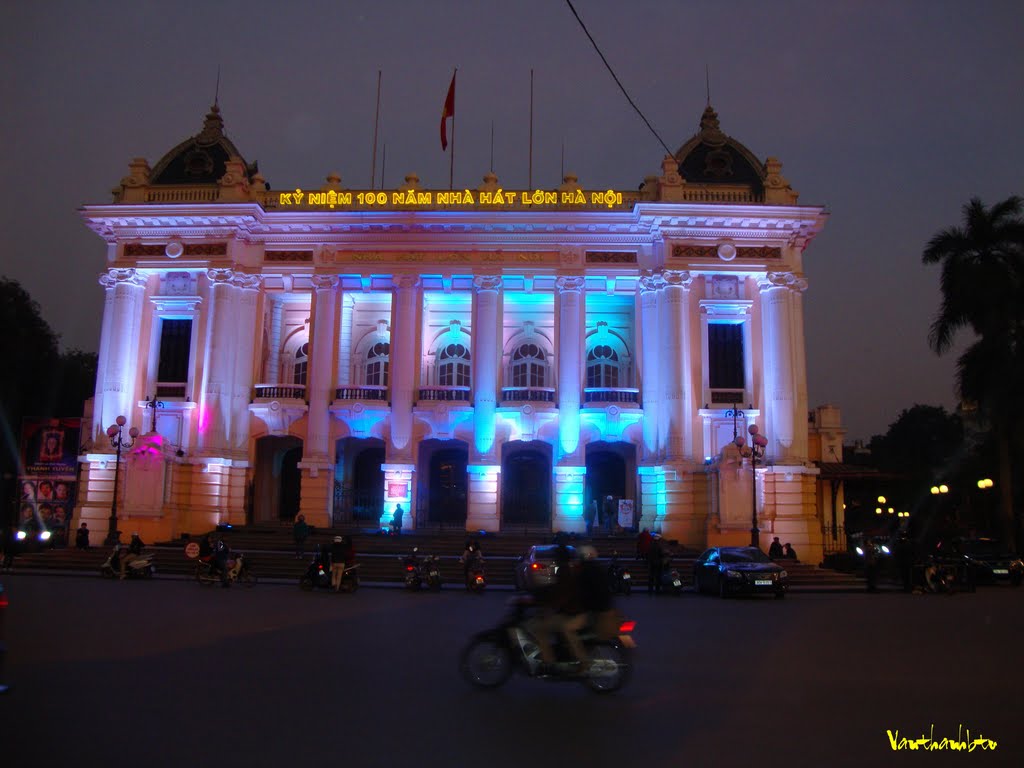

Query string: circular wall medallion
165 241 184 259
717 242 737 261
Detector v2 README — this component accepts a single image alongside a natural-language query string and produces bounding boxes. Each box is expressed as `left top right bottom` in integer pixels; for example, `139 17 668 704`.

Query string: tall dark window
438 342 470 387
293 342 309 386
157 319 192 386
708 323 744 390
586 344 619 388
511 343 546 388
366 341 390 387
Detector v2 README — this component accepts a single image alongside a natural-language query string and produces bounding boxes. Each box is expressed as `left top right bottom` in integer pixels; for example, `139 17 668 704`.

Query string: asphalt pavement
0 574 1020 768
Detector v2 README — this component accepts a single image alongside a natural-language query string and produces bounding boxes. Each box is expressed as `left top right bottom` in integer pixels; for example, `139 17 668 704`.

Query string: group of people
109 531 146 579
634 529 675 595
584 496 621 536
768 537 799 561
197 533 233 586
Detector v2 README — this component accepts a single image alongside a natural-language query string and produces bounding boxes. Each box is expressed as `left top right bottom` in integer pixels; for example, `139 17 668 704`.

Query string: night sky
2 0 1021 442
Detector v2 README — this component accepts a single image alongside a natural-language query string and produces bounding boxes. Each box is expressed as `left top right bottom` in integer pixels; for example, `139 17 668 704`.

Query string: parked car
956 538 1023 587
514 544 577 592
693 546 788 598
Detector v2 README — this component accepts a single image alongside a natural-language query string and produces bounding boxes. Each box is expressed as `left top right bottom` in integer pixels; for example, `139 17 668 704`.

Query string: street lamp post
735 423 769 548
144 395 165 433
105 415 139 544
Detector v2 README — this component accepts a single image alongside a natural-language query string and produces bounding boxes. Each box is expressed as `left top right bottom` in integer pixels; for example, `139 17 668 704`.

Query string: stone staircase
9 526 869 591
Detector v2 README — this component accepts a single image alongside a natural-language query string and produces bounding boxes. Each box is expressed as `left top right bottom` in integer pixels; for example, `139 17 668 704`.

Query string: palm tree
922 196 1024 551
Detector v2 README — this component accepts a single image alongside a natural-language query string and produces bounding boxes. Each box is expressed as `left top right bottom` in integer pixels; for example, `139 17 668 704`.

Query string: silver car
514 544 577 591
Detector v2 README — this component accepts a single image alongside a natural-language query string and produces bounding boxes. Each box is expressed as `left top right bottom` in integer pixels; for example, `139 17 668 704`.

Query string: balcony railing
501 387 556 403
253 384 307 400
710 390 746 405
334 385 388 402
418 386 470 402
584 387 640 405
155 381 187 398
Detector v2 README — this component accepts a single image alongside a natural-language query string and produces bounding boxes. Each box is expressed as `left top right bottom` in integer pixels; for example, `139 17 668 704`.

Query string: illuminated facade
75 103 831 561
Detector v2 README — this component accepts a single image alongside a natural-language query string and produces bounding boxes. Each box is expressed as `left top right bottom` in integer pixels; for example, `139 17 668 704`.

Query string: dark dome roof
674 105 764 193
149 104 258 185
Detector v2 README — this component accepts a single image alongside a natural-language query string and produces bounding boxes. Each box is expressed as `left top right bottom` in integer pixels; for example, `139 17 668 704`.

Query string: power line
564 0 674 157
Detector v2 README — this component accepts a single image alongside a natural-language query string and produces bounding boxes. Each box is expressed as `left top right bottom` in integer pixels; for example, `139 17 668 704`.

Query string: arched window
438 342 471 387
366 341 390 387
293 342 309 385
586 344 619 388
511 343 546 388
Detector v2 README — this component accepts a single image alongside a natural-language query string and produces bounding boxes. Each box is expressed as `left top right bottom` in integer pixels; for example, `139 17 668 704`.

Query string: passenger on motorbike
198 534 213 564
330 536 346 592
460 540 484 587
528 542 588 672
211 538 230 587
118 532 145 579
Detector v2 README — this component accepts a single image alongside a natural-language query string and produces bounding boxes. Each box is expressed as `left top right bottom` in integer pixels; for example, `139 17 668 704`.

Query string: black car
957 538 1023 587
693 546 788 599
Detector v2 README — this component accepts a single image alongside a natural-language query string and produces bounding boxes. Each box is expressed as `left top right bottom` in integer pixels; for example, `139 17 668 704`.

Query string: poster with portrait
18 417 81 539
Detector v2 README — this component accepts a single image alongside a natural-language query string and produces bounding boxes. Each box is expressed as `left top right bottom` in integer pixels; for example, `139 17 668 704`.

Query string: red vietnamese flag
440 72 456 151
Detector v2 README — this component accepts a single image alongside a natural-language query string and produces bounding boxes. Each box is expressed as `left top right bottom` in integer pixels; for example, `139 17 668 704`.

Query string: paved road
1 575 1020 768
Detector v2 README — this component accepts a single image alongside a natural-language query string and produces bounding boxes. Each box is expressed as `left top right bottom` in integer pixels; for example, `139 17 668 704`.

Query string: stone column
96 268 147 440
758 272 807 464
297 275 339 528
229 274 262 454
556 276 585 461
638 272 662 462
197 269 236 455
471 276 502 461
381 275 420 530
268 296 283 384
660 270 693 461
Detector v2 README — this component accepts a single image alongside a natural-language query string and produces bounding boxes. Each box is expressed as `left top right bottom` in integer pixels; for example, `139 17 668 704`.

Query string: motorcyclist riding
528 540 588 673
460 539 484 588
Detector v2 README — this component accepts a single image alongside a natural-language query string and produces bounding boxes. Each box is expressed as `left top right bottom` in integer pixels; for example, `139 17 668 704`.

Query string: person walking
330 536 346 592
647 534 665 595
584 499 598 536
293 514 309 558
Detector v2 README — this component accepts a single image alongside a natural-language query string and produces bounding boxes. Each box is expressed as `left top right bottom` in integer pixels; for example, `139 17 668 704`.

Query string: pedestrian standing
585 499 598 536
647 534 665 595
602 495 616 534
330 535 346 591
293 514 309 559
75 522 90 550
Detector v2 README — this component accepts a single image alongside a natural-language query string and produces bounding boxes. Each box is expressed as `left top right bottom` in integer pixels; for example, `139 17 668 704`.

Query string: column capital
661 269 693 289
555 275 585 293
231 273 263 291
311 274 339 291
99 268 146 289
472 275 503 292
392 274 421 290
639 270 664 294
207 268 235 284
759 271 808 293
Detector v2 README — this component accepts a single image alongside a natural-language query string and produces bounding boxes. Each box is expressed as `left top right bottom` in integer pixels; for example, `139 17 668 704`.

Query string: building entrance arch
334 437 385 524
254 435 303 523
585 441 637 530
417 439 468 528
501 441 552 529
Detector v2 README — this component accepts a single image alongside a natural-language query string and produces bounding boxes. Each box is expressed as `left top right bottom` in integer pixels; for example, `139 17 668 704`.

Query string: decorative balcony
418 386 470 402
253 384 307 401
501 387 556 403
584 387 640 405
335 385 389 402
710 389 746 406
155 381 187 399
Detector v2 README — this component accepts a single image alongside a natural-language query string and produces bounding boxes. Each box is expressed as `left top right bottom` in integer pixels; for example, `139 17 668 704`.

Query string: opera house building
75 101 845 564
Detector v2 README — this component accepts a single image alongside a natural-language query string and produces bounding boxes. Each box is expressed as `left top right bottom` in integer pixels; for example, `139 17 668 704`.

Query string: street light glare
877 495 886 504
939 484 949 494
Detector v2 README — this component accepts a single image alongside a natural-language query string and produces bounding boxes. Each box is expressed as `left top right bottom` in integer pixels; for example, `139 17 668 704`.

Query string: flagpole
449 69 457 190
381 143 387 189
371 70 382 189
490 121 494 173
528 68 534 189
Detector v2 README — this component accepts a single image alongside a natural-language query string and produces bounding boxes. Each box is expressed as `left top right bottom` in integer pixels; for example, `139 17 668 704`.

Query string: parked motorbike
463 555 486 592
660 556 683 595
195 552 257 587
100 549 155 579
923 557 956 595
299 553 360 593
459 597 635 694
401 549 425 590
423 554 443 591
607 554 632 596
100 551 155 579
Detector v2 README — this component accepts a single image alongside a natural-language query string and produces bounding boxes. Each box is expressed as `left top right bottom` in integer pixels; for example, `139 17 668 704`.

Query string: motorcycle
401 549 425 590
423 554 443 591
459 597 635 694
100 549 155 579
607 554 632 596
299 553 360 593
195 552 257 587
463 555 486 592
923 557 956 595
660 556 683 595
